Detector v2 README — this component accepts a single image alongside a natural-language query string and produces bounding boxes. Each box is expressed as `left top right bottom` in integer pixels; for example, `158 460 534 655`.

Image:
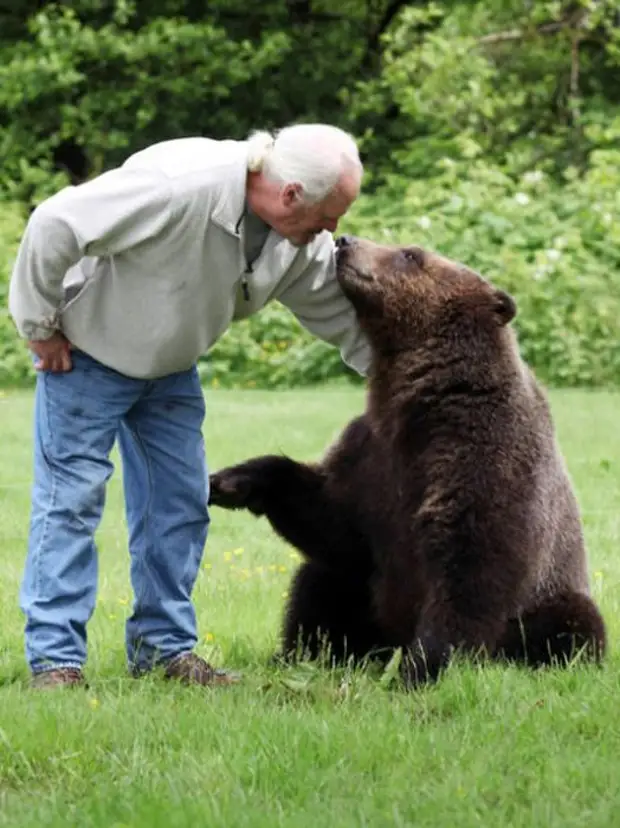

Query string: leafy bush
346 145 620 388
0 201 34 385
198 304 359 390
2 145 620 389
346 1 620 187
0 1 370 207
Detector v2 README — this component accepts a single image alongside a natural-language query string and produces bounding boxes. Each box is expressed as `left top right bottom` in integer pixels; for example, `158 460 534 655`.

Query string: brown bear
208 235 607 688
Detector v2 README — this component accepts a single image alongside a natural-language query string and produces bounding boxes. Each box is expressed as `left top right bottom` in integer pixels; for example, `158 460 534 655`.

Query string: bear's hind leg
279 561 386 668
497 590 607 667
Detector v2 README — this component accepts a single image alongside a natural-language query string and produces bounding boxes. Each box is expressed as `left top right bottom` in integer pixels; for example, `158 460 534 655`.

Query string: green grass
1 386 620 828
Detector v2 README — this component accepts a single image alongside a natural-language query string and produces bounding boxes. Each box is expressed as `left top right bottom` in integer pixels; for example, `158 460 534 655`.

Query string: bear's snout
335 234 356 251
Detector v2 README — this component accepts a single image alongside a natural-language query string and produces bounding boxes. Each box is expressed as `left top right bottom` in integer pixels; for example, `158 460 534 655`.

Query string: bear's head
335 236 517 356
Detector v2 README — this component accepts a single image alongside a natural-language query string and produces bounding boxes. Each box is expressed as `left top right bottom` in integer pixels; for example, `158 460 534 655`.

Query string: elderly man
8 123 370 689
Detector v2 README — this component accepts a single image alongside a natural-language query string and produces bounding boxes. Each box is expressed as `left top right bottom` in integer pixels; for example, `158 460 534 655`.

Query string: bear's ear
492 289 517 325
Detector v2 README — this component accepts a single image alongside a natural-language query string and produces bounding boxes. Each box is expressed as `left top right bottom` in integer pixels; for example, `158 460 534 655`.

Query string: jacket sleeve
8 167 174 340
276 235 372 377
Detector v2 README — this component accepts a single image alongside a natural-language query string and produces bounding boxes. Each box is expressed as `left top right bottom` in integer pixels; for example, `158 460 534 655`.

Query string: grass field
1 386 619 828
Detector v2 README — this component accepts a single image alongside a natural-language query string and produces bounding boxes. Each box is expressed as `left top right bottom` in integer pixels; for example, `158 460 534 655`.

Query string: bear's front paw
401 638 452 690
208 463 266 515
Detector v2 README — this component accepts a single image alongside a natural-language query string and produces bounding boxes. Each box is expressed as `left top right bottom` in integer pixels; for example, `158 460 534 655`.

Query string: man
8 123 371 689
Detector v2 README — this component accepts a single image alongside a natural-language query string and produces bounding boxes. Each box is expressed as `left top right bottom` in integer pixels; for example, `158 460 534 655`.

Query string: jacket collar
210 141 251 236
207 140 318 272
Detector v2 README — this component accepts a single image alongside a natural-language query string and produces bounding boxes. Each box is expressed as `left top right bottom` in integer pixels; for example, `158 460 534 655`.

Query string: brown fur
209 236 607 688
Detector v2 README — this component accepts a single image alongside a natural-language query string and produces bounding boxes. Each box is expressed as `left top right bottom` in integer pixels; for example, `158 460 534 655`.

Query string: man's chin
287 232 320 247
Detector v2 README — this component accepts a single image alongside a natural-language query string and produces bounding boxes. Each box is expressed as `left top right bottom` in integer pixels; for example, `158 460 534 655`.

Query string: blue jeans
21 349 210 675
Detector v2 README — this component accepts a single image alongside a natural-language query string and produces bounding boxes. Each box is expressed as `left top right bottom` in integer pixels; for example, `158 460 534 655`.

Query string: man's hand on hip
29 332 73 372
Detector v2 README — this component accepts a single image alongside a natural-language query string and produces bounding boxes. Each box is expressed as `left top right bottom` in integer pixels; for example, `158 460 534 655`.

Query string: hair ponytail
247 131 275 172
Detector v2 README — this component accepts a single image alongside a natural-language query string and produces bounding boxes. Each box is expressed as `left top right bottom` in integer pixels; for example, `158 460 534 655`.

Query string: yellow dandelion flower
205 632 215 643
89 698 100 710
224 551 232 562
278 565 287 573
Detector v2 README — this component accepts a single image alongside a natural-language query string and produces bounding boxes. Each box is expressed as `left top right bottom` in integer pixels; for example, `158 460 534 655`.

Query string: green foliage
199 305 359 390
2 0 620 388
346 144 620 388
0 0 376 205
347 0 620 186
3 0 620 197
0 202 34 386
2 145 620 389
0 3 290 204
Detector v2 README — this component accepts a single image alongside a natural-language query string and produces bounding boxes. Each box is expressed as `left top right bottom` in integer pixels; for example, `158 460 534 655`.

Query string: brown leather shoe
30 667 86 689
163 652 241 686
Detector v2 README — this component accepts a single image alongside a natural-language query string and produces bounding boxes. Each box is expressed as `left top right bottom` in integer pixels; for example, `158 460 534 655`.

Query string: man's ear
493 289 517 325
281 182 303 208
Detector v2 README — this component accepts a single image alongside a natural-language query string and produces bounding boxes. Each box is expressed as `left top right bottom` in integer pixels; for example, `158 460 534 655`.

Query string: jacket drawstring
236 209 251 301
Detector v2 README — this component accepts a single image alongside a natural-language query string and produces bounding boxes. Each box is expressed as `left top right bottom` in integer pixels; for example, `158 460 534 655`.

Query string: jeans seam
125 418 155 616
33 472 57 599
32 375 60 600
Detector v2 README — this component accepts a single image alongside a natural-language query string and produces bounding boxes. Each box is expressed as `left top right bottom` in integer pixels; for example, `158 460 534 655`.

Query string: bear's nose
335 235 354 250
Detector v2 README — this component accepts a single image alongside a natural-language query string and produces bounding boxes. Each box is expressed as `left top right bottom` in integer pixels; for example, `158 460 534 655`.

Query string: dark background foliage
2 0 619 388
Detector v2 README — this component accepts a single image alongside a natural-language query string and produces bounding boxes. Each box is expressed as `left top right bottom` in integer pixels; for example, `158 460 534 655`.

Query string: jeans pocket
37 355 137 466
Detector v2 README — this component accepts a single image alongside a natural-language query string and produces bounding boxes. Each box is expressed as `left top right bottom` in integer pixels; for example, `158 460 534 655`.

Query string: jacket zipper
241 263 251 301
236 209 251 301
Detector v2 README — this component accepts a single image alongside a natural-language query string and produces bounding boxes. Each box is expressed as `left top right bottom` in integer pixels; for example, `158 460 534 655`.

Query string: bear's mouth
336 259 375 287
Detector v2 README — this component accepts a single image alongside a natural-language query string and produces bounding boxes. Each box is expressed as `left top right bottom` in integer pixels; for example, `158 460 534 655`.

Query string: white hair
246 123 363 204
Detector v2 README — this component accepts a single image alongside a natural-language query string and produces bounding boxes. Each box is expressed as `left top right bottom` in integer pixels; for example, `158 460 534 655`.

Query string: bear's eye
402 248 425 268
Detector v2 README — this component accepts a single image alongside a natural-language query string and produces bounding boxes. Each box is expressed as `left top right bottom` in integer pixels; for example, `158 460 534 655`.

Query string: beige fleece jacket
8 137 371 379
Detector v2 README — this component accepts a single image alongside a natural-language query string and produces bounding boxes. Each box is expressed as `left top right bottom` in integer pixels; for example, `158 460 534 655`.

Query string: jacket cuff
19 321 59 341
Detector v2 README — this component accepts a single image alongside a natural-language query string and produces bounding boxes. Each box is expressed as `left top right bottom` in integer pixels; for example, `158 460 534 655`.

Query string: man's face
272 173 360 247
